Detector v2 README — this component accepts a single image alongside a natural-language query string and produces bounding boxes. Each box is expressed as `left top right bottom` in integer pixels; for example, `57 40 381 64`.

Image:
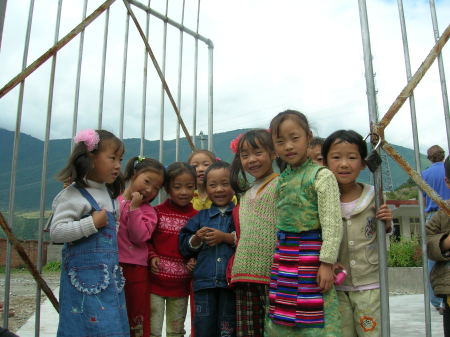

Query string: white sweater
50 180 118 243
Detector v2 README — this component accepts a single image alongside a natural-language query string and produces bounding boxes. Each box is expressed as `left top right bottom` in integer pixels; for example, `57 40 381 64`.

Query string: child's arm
179 215 202 258
122 200 158 244
375 204 393 233
315 169 344 292
202 228 235 247
426 211 450 261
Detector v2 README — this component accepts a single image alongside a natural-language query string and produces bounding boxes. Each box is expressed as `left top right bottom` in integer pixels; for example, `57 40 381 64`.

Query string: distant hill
0 128 429 211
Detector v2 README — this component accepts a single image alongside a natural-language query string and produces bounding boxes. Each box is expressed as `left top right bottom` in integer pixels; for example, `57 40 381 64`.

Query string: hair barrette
229 134 243 154
74 129 99 152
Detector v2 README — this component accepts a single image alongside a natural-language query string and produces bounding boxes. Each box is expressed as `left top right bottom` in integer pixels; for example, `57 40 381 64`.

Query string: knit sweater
149 199 198 297
50 180 116 243
230 174 278 284
117 195 158 267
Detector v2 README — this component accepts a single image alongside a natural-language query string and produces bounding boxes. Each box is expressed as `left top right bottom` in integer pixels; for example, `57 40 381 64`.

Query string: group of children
50 109 399 337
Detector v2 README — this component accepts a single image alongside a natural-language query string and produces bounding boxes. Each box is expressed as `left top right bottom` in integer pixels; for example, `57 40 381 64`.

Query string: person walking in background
422 145 450 314
118 156 166 336
149 162 198 337
229 129 278 337
426 155 450 336
265 110 343 336
49 129 129 336
307 136 325 165
323 130 393 336
179 161 236 337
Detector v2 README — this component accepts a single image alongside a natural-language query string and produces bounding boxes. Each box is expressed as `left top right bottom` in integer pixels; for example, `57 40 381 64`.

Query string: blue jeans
194 288 236 337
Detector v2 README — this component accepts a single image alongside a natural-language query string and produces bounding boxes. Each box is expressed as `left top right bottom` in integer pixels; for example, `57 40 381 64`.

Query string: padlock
365 137 382 173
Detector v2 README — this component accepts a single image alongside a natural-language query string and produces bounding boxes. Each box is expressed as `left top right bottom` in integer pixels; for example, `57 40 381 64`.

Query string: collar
207 202 234 218
161 198 195 214
350 183 375 216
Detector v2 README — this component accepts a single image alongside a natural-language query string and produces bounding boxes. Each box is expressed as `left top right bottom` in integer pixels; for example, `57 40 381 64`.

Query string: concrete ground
17 290 445 336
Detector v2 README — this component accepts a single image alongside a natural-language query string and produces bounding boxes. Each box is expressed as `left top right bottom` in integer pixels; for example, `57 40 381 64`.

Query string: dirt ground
0 271 60 333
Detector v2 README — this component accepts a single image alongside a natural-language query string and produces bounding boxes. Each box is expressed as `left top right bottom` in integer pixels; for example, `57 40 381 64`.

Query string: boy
307 136 325 165
426 155 450 335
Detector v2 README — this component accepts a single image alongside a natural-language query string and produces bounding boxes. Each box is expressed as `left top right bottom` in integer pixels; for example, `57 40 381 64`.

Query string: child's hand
332 262 345 275
317 262 334 293
203 228 225 246
376 204 393 233
186 258 196 272
92 209 107 229
150 257 160 274
130 192 144 210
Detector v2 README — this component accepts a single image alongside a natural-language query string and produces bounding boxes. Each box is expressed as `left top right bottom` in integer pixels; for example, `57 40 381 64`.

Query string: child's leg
194 288 219 337
150 293 166 337
349 289 380 336
235 283 267 337
336 290 357 337
443 295 450 336
217 287 236 337
165 296 189 337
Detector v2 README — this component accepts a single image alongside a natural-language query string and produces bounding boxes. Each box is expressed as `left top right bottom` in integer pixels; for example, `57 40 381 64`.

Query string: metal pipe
128 0 211 47
207 43 214 151
98 7 110 129
119 11 130 140
159 0 168 163
4 0 35 328
0 0 7 51
396 1 431 335
429 0 450 150
175 0 186 161
72 0 88 145
35 2 63 334
140 0 151 156
357 1 390 336
192 0 200 147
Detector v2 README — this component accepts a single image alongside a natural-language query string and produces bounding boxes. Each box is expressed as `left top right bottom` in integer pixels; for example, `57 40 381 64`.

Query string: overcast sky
0 0 449 154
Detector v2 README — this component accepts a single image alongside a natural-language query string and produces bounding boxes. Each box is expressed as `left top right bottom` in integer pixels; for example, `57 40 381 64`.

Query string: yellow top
191 190 238 211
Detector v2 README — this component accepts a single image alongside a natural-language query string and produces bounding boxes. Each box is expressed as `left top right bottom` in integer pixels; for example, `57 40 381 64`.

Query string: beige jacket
426 206 450 297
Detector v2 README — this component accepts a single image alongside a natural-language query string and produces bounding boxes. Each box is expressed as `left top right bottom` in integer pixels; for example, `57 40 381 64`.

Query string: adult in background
422 145 450 314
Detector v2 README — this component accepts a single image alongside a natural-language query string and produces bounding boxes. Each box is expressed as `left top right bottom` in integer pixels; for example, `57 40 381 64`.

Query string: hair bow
74 129 99 152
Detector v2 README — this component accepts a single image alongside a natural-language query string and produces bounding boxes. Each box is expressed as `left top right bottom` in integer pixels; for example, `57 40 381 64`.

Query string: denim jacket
179 202 235 292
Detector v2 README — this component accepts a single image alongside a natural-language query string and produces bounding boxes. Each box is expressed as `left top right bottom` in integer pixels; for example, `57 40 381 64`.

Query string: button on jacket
179 202 235 292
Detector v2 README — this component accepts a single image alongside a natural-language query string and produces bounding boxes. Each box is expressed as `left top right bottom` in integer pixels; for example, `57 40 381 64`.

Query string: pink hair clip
229 134 243 154
74 129 100 152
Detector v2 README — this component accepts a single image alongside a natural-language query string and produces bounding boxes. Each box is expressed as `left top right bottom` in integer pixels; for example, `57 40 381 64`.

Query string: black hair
57 129 124 198
123 156 166 184
322 130 367 165
309 137 325 148
203 160 231 188
164 162 197 193
445 156 450 180
230 129 274 193
187 149 216 164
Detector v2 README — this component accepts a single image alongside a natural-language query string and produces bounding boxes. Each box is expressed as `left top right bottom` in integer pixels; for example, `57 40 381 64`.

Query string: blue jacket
179 203 235 292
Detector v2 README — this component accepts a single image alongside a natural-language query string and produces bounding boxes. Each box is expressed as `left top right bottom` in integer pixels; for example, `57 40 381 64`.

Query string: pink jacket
117 195 157 266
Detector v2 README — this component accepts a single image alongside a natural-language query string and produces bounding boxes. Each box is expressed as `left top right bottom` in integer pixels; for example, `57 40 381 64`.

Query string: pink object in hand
334 269 347 285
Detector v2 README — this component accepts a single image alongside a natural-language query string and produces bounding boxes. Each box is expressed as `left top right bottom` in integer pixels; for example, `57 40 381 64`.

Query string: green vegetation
43 261 61 272
386 177 419 200
388 237 422 267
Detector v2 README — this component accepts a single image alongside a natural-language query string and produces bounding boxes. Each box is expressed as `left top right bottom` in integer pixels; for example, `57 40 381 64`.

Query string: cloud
0 0 449 154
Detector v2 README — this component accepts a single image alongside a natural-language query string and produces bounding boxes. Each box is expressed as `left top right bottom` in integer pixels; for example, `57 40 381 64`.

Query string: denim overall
57 187 130 337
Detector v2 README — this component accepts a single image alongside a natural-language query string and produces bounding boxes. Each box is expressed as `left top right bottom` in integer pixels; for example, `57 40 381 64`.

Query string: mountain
0 128 429 211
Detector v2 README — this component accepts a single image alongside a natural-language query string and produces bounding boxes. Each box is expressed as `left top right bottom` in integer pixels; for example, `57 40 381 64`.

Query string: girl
322 130 392 336
188 149 237 210
266 110 343 336
149 162 198 337
118 156 165 337
49 129 129 337
229 129 278 337
179 161 236 337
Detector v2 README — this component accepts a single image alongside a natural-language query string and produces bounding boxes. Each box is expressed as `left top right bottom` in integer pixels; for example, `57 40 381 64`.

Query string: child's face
273 118 310 168
326 140 365 186
131 171 164 204
205 168 235 207
189 153 214 186
240 140 275 180
307 145 324 165
88 142 123 184
168 172 196 207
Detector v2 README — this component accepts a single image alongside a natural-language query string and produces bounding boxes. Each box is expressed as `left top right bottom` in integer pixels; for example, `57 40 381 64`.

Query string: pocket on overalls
113 264 125 293
68 264 110 295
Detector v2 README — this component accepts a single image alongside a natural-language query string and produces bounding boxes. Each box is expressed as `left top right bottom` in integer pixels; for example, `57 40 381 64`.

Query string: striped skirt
268 230 324 328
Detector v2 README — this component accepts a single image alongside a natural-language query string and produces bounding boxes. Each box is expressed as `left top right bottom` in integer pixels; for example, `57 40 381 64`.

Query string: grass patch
388 237 422 267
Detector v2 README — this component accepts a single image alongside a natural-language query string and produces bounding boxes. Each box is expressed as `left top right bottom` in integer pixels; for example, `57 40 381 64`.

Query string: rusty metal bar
0 0 116 99
382 142 450 216
0 212 59 313
122 0 196 151
375 23 450 136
